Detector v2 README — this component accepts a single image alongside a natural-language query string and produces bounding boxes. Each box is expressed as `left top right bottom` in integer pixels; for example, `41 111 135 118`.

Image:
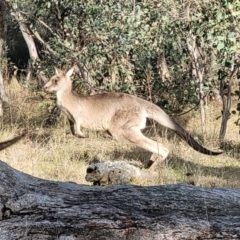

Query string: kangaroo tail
0 131 26 151
174 130 222 155
147 104 222 156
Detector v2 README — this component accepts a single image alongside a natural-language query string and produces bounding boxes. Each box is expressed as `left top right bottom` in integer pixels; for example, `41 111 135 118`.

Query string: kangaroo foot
74 133 89 138
146 153 165 172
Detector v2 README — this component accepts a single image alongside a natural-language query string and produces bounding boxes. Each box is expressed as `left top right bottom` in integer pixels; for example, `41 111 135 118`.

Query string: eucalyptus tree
185 0 240 142
2 0 240 142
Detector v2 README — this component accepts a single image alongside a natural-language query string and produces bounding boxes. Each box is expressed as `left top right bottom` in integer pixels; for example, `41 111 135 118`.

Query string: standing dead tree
0 159 239 240
9 3 39 86
0 3 9 116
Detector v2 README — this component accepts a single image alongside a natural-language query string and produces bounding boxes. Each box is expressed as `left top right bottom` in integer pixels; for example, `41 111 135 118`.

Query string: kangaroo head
44 67 74 92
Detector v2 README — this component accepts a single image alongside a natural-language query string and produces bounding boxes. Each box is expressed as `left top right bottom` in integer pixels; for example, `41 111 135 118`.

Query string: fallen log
0 160 239 240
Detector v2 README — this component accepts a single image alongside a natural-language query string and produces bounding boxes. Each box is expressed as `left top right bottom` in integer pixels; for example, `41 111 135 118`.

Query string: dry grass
1 80 240 189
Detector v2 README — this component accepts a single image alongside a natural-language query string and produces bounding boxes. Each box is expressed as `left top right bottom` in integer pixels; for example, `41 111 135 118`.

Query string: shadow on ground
222 140 240 160
166 155 240 188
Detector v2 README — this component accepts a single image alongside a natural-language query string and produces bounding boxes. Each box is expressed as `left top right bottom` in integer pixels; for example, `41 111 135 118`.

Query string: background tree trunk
0 4 9 116
219 63 239 144
0 70 8 116
7 2 39 86
10 4 38 62
186 3 207 137
0 160 239 240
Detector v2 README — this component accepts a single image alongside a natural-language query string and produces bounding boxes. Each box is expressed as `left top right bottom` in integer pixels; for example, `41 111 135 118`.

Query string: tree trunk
0 69 8 116
219 65 238 143
0 160 239 240
187 35 206 136
0 5 9 117
6 2 39 86
10 4 38 62
186 3 206 136
0 40 9 117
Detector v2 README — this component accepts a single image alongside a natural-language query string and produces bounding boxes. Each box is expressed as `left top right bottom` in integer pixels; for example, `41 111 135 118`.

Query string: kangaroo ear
54 67 62 75
66 67 75 78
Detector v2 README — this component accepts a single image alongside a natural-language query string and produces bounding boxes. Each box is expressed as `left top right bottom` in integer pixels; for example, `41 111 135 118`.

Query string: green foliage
5 0 240 114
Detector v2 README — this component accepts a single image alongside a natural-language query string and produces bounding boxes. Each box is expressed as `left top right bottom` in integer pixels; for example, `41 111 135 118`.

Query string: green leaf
207 33 212 40
217 36 225 41
217 12 223 21
217 42 225 51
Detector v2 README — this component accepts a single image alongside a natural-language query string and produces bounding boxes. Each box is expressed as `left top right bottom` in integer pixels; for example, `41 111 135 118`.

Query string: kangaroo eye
54 78 59 84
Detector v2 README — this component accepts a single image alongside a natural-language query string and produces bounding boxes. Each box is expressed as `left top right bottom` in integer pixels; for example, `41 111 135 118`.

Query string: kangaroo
44 67 222 166
0 132 26 151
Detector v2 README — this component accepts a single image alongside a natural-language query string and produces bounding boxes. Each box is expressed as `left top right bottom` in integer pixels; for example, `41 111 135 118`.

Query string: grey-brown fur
44 67 222 166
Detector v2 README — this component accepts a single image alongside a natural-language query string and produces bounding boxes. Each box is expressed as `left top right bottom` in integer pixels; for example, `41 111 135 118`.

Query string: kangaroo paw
74 133 89 138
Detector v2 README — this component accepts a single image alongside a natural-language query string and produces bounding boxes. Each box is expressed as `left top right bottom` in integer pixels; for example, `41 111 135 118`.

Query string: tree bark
10 4 39 62
186 3 206 137
4 1 39 86
0 160 239 239
219 64 238 143
0 69 8 116
0 4 9 117
0 40 9 117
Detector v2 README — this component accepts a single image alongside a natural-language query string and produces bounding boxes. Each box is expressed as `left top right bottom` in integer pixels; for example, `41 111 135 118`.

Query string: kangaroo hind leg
118 126 169 167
